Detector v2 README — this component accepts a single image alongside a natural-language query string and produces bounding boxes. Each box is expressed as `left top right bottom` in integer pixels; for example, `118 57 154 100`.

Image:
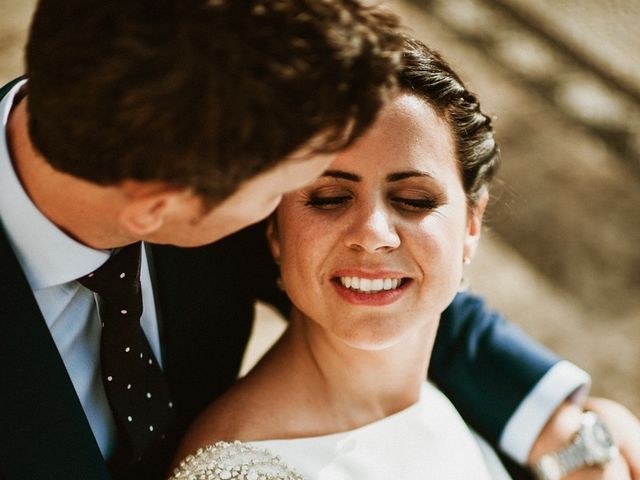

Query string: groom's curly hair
26 0 403 204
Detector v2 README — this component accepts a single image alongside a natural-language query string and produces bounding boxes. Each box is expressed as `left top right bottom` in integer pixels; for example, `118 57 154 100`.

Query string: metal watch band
532 452 564 480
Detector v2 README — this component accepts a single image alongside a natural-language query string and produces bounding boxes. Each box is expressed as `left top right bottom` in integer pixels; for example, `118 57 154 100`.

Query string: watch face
584 416 617 463
593 422 615 447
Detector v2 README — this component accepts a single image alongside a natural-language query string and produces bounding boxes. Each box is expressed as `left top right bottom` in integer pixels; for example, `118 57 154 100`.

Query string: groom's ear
117 181 194 237
266 214 281 265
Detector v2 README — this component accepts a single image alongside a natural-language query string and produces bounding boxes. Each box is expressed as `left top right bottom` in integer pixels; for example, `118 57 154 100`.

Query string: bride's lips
330 269 411 306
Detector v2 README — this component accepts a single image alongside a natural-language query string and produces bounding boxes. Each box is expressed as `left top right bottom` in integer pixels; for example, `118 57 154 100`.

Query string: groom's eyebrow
322 170 361 182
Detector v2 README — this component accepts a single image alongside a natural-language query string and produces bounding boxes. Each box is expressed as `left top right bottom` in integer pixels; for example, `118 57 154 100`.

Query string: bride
170 37 511 479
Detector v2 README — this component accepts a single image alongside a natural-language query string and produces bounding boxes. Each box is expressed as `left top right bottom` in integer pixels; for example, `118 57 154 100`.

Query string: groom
1 1 638 479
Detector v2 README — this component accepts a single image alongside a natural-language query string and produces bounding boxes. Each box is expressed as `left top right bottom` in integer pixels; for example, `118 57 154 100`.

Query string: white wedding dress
170 383 512 480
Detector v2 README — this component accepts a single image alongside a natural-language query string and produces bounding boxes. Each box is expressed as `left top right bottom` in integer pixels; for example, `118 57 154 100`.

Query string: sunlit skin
269 93 486 351
137 148 336 247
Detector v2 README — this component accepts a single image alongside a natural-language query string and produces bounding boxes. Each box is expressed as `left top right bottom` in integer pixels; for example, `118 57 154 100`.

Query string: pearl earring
459 257 471 292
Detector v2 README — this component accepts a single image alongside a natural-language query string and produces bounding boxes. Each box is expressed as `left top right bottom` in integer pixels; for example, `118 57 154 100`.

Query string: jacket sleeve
429 292 560 446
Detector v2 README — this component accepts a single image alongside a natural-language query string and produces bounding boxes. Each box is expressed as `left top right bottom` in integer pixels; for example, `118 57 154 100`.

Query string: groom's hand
528 397 640 479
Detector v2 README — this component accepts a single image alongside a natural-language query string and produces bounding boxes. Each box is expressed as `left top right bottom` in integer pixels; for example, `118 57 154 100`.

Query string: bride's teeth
339 276 403 293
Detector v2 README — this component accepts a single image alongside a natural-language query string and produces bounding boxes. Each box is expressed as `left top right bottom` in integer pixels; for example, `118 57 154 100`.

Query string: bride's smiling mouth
335 276 409 293
330 272 412 306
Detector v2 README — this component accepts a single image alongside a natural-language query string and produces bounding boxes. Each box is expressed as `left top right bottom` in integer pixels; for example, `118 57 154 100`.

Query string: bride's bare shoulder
173 351 302 464
174 375 276 458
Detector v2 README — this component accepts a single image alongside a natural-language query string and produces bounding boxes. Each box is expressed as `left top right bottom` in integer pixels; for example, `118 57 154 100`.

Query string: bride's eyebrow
321 170 361 182
386 170 435 182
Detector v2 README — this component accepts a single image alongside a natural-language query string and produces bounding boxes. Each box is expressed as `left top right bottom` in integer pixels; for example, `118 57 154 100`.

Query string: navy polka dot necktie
80 242 175 476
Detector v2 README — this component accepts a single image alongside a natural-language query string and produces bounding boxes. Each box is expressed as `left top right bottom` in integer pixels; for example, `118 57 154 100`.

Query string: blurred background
2 0 637 416
386 0 640 417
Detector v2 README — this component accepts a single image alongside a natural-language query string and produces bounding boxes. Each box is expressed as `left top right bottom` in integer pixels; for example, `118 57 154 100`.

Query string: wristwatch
531 411 619 480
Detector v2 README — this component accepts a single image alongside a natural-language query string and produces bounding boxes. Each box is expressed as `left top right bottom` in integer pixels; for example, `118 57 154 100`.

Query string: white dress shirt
0 80 162 459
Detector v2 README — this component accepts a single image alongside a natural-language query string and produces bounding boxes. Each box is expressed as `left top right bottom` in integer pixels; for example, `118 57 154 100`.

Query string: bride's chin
332 325 410 352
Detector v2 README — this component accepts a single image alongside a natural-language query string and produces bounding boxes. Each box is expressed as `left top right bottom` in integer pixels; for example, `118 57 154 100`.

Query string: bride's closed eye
305 195 353 210
390 196 441 213
303 185 354 210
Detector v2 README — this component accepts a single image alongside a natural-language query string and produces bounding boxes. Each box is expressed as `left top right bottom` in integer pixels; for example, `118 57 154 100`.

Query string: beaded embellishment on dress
169 441 304 480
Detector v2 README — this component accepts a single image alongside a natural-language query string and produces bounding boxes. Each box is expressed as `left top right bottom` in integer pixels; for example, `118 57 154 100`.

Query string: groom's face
145 151 336 247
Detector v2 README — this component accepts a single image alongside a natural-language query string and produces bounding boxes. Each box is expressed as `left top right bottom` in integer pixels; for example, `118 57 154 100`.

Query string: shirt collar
0 79 110 290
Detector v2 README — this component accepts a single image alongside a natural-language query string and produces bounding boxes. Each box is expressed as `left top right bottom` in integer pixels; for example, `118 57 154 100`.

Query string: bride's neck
276 310 439 430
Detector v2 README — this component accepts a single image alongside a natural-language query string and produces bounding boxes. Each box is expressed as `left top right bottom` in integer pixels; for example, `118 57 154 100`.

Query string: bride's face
268 94 486 349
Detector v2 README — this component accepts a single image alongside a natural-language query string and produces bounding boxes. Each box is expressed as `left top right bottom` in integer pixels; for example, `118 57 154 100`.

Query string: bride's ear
266 214 281 265
463 189 489 262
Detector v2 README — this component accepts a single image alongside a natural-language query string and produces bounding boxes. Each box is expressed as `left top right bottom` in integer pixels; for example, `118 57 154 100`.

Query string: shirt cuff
498 360 591 464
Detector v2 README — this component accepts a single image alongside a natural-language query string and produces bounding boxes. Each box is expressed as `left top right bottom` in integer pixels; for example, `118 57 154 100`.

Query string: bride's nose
343 201 400 253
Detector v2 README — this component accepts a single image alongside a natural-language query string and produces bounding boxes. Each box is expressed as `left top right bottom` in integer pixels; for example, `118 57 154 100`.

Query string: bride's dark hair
398 38 500 205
